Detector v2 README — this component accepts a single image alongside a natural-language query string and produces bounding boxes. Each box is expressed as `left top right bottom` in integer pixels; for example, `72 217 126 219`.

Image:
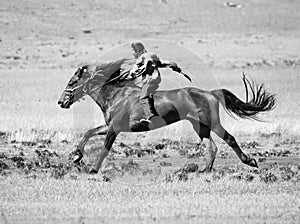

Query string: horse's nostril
58 101 62 105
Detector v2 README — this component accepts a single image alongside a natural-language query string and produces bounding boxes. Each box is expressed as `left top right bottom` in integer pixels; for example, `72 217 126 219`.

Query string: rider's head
131 42 147 58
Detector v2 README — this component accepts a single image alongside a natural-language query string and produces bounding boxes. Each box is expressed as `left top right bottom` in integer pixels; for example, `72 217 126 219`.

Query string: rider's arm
150 53 191 82
157 59 171 68
128 56 146 78
158 60 182 73
149 53 181 72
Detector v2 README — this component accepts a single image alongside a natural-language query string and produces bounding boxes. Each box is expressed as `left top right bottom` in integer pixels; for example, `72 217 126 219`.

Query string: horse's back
155 87 212 106
113 86 218 131
153 87 215 121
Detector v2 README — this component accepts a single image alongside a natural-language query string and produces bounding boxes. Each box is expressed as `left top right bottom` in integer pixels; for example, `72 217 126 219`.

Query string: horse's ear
76 65 91 79
81 65 90 73
74 67 82 74
75 66 86 77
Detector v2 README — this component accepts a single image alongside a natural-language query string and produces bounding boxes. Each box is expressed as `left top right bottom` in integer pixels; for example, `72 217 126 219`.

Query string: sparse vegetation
0 137 300 223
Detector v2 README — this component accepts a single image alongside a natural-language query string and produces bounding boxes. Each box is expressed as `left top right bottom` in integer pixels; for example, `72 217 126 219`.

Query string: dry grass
0 172 299 224
0 137 300 223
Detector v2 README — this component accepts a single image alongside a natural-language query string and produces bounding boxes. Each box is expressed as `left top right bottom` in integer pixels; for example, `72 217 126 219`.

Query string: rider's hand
170 63 181 73
174 66 181 73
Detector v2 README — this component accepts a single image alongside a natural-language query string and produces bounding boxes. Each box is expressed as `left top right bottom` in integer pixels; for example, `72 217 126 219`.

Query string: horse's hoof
88 168 98 174
198 167 212 173
73 151 83 163
102 175 111 182
197 168 206 173
249 158 258 168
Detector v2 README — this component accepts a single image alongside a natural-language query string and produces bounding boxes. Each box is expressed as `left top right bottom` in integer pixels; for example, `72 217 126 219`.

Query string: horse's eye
69 77 78 86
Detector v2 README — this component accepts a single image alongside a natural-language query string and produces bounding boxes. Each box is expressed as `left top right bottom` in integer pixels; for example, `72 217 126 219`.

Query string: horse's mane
91 58 140 88
93 58 128 80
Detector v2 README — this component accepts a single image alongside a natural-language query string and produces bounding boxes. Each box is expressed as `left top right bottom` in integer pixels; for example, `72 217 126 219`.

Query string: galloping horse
58 62 276 174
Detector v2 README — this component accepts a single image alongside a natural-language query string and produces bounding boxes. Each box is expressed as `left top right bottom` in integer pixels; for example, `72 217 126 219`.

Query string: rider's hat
131 42 147 54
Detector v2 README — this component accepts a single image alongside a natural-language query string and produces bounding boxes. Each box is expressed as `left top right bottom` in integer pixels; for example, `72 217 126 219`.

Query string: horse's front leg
73 125 108 163
89 128 117 174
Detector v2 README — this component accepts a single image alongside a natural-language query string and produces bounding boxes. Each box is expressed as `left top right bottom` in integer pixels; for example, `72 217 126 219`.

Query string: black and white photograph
0 0 299 223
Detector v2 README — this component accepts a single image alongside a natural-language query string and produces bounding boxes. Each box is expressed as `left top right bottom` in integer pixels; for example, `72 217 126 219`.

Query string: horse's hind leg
212 124 258 168
189 120 217 172
202 136 218 172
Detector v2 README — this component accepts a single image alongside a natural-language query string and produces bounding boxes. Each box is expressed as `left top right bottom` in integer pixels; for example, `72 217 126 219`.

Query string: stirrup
140 118 152 124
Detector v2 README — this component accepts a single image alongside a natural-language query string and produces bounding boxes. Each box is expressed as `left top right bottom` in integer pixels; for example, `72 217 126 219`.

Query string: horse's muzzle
58 99 72 109
58 91 73 109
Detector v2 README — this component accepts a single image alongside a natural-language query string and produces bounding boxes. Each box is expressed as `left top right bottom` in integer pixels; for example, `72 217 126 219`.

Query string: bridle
64 83 85 93
63 67 104 99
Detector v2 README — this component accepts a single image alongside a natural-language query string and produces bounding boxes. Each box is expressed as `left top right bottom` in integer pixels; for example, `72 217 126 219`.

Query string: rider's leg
139 70 161 123
140 84 155 123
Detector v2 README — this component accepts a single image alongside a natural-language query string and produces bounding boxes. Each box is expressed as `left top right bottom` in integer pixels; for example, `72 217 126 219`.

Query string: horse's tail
211 75 276 120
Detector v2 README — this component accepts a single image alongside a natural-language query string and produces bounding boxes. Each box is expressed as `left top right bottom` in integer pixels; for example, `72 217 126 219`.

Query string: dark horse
58 62 276 174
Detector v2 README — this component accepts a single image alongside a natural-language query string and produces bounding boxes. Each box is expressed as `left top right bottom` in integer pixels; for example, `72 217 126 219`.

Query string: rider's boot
140 95 156 125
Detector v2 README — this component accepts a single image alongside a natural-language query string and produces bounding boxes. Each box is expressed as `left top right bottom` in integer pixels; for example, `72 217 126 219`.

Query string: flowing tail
211 75 276 120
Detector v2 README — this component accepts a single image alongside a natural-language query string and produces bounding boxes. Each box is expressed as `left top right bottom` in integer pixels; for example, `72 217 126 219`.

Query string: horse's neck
88 83 139 112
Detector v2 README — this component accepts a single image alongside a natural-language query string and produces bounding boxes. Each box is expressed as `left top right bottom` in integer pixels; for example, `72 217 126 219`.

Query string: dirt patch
0 137 299 184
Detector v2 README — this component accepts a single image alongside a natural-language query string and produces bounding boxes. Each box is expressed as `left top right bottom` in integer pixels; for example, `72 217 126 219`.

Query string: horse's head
58 60 129 108
58 65 105 108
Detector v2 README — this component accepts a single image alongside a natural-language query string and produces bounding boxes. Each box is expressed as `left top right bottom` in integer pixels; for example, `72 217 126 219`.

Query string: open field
1 136 300 224
1 0 300 223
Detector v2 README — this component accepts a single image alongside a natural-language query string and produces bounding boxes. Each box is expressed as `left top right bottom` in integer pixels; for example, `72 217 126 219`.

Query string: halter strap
64 83 84 93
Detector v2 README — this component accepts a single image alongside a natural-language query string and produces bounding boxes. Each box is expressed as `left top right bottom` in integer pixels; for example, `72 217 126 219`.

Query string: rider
128 42 188 124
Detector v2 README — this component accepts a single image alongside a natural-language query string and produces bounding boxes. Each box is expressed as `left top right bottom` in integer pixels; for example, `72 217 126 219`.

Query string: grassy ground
1 136 300 223
1 174 300 224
